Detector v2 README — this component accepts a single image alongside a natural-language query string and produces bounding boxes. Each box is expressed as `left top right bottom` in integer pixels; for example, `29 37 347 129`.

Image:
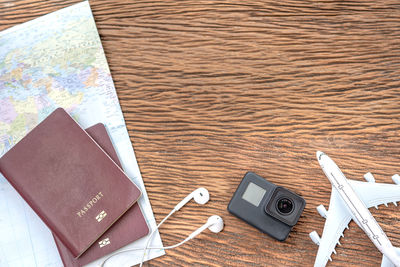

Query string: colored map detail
0 2 107 155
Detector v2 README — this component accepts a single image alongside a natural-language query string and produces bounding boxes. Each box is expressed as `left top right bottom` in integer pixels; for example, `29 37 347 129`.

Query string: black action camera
228 172 306 241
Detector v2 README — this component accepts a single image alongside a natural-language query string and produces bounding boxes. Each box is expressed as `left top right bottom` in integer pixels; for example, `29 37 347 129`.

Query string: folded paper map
0 1 164 266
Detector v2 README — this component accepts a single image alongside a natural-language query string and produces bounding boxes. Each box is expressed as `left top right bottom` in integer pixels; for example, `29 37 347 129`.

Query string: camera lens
276 198 294 214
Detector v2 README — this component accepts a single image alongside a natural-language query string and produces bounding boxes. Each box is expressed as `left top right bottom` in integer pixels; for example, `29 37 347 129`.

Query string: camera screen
242 182 266 207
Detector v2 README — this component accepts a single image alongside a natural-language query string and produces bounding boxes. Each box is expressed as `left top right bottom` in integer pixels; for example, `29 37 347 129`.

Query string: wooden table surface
2 0 400 266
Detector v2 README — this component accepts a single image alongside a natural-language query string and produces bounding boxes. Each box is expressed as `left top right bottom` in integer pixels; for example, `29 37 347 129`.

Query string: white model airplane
310 151 400 267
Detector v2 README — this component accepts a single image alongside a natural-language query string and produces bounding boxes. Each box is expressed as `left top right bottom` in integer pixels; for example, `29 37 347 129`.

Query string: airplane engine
364 172 375 183
309 231 321 246
392 174 400 185
316 204 327 218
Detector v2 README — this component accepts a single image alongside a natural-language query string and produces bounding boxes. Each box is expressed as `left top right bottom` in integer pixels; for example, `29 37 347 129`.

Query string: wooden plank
1 0 400 266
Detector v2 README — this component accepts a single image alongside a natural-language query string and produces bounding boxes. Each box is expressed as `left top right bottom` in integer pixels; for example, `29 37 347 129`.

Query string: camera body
228 172 306 241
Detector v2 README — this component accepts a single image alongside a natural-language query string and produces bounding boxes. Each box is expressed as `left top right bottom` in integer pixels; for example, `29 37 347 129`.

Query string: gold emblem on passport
96 210 107 222
98 237 110 248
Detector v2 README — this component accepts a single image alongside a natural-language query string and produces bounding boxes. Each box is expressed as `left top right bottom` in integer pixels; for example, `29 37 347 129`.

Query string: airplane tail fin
381 248 400 267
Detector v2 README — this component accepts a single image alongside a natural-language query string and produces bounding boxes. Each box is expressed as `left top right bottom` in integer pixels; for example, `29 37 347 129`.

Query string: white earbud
174 187 209 211
207 215 224 233
188 215 224 240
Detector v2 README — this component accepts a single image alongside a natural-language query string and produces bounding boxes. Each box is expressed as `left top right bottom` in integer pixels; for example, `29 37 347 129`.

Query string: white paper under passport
0 2 164 266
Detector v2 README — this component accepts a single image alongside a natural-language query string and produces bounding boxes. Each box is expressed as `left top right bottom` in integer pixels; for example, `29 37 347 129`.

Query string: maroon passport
54 123 149 267
0 108 142 258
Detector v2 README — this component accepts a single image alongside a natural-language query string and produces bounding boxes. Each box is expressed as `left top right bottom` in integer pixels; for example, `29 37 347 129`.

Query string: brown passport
0 108 141 258
54 123 149 267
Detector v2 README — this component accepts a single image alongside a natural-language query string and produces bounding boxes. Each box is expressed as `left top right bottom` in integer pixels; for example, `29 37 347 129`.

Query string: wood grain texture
1 0 400 266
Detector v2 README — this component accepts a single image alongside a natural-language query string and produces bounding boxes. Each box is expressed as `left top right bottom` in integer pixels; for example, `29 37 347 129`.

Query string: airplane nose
316 151 325 160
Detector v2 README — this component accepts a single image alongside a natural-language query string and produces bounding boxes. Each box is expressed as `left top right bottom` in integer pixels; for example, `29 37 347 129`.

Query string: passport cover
0 108 142 258
53 123 149 266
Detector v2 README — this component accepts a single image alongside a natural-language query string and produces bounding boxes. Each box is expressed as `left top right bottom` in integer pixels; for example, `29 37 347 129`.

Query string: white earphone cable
98 188 214 267
100 216 194 267
138 208 176 267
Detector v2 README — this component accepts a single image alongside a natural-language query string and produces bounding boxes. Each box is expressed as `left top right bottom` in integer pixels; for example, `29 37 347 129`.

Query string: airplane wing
348 179 400 209
382 254 396 267
313 187 352 267
381 248 400 267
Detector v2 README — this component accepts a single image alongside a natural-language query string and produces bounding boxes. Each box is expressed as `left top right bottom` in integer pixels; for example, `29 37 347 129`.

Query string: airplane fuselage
317 151 400 266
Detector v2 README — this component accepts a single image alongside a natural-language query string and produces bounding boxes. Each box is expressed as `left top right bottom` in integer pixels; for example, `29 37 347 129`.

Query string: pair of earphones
100 188 224 267
172 187 224 236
